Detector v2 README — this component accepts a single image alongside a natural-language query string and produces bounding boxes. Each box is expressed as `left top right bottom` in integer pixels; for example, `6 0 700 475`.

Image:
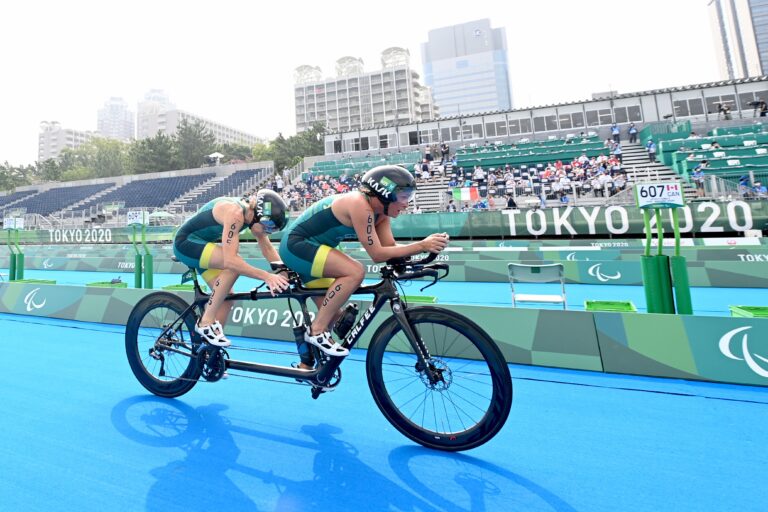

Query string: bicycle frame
178 267 437 388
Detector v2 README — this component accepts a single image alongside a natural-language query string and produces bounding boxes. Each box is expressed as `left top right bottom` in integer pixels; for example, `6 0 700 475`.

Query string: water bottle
293 325 314 366
333 303 359 340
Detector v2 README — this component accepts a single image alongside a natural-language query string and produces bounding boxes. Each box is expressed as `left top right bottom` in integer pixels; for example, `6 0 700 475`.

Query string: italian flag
453 187 479 202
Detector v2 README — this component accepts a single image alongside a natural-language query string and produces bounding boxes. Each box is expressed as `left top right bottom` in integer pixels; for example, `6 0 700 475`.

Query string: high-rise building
97 97 135 141
136 89 175 140
421 19 513 117
294 48 438 133
38 121 96 161
136 90 262 146
709 0 768 79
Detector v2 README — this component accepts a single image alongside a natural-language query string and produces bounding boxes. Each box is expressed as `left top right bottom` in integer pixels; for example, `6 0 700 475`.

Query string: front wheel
366 306 512 451
125 292 202 398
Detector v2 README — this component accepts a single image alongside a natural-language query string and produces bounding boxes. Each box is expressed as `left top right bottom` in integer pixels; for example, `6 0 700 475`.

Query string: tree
217 143 254 163
251 141 274 163
37 158 62 182
128 132 175 174
91 138 129 177
173 119 217 169
271 122 325 172
0 161 35 191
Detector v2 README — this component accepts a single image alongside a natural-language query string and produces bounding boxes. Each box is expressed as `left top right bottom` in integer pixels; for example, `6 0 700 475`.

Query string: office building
709 0 768 78
421 19 513 117
294 48 438 133
97 97 135 141
136 90 262 146
38 121 97 161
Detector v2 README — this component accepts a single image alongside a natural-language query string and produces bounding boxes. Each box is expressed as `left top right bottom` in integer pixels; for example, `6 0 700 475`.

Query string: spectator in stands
754 181 767 198
692 160 708 198
440 142 450 164
412 205 423 214
612 142 623 164
506 194 518 209
611 124 621 143
613 173 627 192
424 147 434 164
473 165 486 184
275 174 284 193
421 160 431 182
688 131 702 139
646 139 657 162
173 190 290 347
739 176 753 198
711 141 722 149
446 199 458 212
760 99 768 117
305 169 314 190
627 123 638 143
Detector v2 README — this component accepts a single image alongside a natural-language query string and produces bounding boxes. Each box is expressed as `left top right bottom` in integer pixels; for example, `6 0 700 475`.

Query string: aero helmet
249 189 288 233
360 165 416 215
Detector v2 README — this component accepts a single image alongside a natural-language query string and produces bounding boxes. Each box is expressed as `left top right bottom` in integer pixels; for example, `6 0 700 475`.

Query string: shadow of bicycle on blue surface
111 395 574 512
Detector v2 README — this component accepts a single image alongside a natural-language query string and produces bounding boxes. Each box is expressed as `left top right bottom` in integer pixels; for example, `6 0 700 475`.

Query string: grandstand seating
454 138 604 169
185 169 264 210
7 183 114 216
73 173 215 213
0 189 39 212
305 151 421 179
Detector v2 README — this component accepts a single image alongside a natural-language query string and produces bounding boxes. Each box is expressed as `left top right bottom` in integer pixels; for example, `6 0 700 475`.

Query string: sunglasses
259 219 276 234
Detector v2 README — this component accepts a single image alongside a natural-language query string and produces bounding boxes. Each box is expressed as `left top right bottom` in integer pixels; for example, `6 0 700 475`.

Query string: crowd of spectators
445 150 630 211
268 140 633 214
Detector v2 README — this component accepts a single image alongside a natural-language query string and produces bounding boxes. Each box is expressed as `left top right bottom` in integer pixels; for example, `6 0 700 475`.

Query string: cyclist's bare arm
250 224 281 263
343 195 448 262
212 203 288 291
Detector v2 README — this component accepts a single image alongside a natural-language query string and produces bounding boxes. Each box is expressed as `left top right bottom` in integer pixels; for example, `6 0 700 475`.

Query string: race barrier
1 281 766 387
3 237 767 288
3 200 767 244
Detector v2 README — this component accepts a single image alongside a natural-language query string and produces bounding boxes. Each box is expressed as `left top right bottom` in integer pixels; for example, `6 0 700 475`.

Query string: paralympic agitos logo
719 326 768 378
587 263 621 282
23 288 47 312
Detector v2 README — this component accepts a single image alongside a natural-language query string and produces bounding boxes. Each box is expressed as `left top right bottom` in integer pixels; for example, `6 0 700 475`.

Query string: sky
0 0 718 166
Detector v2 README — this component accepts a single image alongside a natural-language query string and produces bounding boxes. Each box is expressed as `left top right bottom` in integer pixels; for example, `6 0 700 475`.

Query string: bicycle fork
389 300 443 387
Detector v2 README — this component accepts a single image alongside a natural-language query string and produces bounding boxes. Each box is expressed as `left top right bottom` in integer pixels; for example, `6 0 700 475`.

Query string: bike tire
366 306 512 451
125 292 202 398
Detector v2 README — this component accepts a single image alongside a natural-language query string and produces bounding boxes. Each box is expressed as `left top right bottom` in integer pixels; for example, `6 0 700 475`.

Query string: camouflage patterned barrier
1 282 764 386
3 237 767 287
4 200 768 245
595 312 768 387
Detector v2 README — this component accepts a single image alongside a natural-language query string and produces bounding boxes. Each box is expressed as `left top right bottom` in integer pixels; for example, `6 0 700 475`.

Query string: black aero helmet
250 189 288 232
360 165 416 214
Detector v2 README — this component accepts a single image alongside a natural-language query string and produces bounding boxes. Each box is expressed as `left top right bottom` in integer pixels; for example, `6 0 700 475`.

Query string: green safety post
141 223 153 289
637 184 690 314
6 229 17 281
12 228 24 280
640 209 674 314
670 208 693 314
131 224 143 288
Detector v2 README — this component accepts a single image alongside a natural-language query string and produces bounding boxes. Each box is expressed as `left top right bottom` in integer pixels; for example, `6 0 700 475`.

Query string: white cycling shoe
195 320 231 347
304 331 349 357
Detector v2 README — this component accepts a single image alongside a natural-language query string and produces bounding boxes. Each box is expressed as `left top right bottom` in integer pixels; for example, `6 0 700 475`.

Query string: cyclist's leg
200 245 240 328
200 269 236 328
309 247 364 338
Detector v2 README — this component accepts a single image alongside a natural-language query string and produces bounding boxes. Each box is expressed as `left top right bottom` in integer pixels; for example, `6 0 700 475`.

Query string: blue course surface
1 313 766 512
5 268 768 316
